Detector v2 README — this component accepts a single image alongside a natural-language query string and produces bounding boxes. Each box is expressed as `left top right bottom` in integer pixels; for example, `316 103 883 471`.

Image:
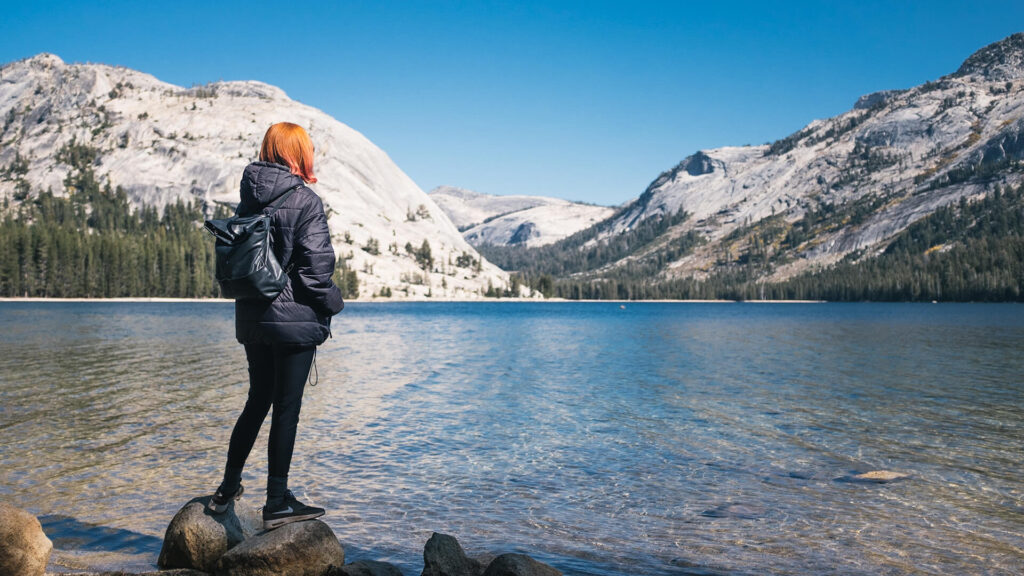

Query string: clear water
0 302 1022 575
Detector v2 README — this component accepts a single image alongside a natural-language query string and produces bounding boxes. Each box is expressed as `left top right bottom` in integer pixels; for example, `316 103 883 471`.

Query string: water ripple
1 302 1022 575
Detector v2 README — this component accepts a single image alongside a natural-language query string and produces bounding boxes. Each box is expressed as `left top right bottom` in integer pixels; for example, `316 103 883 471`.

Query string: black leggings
225 343 315 478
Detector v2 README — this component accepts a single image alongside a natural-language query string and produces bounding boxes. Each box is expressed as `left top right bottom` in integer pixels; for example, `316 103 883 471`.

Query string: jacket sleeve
292 193 345 316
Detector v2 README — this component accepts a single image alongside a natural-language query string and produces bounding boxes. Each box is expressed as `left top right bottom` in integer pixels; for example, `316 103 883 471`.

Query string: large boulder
158 496 247 573
71 565 210 569
215 519 344 576
0 502 52 576
421 533 483 576
483 554 561 576
327 559 405 576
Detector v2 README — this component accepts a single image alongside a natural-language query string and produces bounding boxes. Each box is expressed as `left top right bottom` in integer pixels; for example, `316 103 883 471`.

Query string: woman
208 122 345 530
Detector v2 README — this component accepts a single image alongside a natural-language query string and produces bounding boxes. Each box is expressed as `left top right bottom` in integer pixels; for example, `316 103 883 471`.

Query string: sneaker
262 489 325 529
207 484 244 514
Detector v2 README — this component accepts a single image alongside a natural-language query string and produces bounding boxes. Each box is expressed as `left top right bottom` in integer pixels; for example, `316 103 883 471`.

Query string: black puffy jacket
234 161 344 347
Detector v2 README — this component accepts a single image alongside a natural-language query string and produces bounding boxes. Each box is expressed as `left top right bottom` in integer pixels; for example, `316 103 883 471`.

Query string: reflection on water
1 302 1023 575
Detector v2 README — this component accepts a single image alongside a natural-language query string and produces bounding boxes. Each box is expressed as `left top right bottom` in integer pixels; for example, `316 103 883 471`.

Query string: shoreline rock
422 532 484 576
327 560 404 576
421 533 561 576
483 554 562 576
216 519 344 576
158 497 246 573
1 502 53 576
34 501 561 576
46 565 209 569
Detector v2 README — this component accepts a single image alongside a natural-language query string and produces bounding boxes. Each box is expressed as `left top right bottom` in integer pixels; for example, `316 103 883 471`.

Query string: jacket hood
237 161 304 214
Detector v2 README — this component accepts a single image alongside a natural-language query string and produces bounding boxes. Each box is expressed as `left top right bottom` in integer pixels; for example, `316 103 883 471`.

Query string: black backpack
204 185 299 301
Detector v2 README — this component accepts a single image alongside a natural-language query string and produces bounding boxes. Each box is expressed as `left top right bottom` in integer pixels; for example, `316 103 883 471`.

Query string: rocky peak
853 89 906 110
955 32 1024 81
26 53 64 68
679 150 716 176
644 150 715 193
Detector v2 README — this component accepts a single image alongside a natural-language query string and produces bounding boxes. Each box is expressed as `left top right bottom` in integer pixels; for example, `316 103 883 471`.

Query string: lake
0 302 1022 575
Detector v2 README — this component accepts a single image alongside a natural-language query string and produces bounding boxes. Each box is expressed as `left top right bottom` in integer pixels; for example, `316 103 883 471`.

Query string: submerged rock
669 557 733 576
327 559 405 576
158 496 246 573
699 503 766 519
836 470 911 484
483 553 562 576
0 502 53 576
421 533 484 576
215 519 344 576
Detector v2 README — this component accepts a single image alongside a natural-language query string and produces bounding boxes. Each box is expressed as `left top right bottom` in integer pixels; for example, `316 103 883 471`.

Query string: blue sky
2 1 1023 205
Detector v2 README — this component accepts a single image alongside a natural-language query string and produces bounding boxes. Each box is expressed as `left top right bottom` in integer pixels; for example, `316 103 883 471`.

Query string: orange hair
259 122 318 183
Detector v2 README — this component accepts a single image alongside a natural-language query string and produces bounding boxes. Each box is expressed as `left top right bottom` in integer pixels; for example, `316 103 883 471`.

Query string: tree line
0 169 228 298
2 138 1019 302
478 206 693 277
496 182 1023 301
0 144 362 299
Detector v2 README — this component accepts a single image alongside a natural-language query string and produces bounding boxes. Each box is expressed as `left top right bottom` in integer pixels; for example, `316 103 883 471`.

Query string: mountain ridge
0 53 511 298
429 185 614 247
600 32 1024 279
485 32 1024 300
954 31 1024 81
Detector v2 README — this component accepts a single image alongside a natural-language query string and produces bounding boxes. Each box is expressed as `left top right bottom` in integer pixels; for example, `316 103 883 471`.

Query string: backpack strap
262 184 303 274
262 184 302 216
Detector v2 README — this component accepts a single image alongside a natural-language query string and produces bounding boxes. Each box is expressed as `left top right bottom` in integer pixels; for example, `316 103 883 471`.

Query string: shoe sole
262 509 325 530
207 485 245 514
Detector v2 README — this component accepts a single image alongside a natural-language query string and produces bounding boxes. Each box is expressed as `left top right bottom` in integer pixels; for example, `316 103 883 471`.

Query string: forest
501 182 1024 302
0 143 359 299
1 138 1020 301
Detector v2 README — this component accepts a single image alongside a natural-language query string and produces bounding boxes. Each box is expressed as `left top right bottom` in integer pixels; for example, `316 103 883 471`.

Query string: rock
699 503 765 519
158 496 246 573
233 505 266 539
679 151 716 176
473 553 497 570
0 502 53 576
327 559 404 576
669 557 732 576
59 565 209 569
215 519 344 576
853 89 906 111
508 222 538 245
421 533 483 576
483 554 562 576
836 470 911 484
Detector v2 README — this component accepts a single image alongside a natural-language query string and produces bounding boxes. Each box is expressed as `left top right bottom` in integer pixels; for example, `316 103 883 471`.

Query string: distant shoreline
0 296 829 304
